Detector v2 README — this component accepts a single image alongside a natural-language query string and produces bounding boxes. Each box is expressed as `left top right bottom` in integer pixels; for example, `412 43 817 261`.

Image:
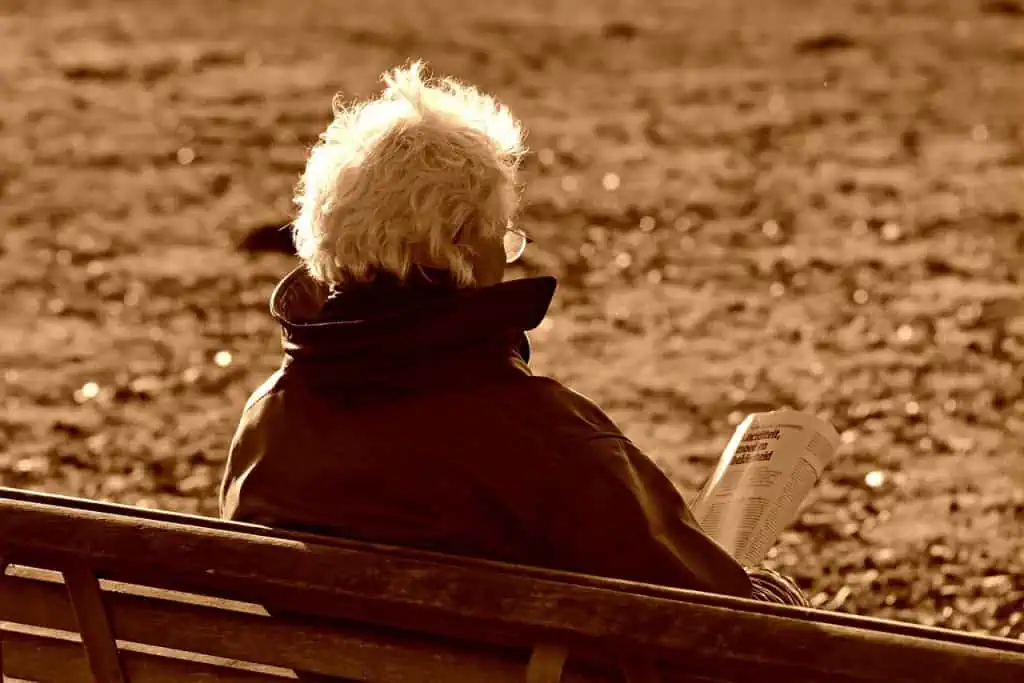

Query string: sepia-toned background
2 0 1023 636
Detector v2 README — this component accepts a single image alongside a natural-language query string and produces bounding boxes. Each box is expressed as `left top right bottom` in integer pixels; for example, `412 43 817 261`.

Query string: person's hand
746 567 810 607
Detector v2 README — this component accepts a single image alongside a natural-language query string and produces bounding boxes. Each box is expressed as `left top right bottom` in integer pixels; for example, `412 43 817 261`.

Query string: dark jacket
219 266 752 598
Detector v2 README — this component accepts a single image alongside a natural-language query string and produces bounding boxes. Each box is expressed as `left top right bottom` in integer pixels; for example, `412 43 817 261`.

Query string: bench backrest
1 486 1023 683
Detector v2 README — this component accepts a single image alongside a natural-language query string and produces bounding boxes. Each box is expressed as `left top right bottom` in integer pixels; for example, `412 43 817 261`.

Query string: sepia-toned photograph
1 0 1023 680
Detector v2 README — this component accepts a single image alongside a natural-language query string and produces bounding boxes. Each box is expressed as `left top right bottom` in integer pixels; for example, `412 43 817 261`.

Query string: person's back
222 267 750 595
220 61 802 605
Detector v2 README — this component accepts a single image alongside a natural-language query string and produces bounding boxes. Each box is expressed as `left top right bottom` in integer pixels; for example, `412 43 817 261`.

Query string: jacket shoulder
242 368 285 413
502 376 628 441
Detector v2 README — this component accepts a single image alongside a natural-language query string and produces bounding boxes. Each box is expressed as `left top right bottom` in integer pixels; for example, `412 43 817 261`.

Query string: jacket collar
268 266 556 379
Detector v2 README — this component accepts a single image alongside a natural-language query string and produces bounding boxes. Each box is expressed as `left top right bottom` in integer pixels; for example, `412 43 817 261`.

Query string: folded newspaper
692 410 841 567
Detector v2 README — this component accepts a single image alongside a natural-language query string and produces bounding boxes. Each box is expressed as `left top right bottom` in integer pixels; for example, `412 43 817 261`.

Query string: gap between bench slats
0 567 616 683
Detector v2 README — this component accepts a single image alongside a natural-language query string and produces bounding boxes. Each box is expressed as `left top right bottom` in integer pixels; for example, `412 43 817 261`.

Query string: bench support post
526 643 567 683
64 564 128 683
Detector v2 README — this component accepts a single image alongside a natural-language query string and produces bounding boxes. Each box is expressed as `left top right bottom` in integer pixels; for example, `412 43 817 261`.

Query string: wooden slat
0 569 613 683
621 660 662 683
64 564 128 683
2 492 1024 683
0 627 291 683
3 485 1022 658
0 555 8 678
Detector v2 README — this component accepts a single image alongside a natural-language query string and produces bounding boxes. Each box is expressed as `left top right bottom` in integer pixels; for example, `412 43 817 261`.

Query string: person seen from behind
219 61 806 607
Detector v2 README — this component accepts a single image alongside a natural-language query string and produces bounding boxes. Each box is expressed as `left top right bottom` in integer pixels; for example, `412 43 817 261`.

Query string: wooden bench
1 486 1022 683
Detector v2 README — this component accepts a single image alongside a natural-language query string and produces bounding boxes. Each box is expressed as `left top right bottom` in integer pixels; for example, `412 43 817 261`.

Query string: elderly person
219 62 805 606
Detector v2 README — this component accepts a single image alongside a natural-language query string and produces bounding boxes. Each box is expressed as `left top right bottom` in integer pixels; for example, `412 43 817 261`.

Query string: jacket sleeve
219 371 282 521
540 433 753 598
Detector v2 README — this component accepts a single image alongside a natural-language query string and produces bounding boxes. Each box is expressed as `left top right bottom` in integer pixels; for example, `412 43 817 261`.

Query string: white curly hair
291 61 527 287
